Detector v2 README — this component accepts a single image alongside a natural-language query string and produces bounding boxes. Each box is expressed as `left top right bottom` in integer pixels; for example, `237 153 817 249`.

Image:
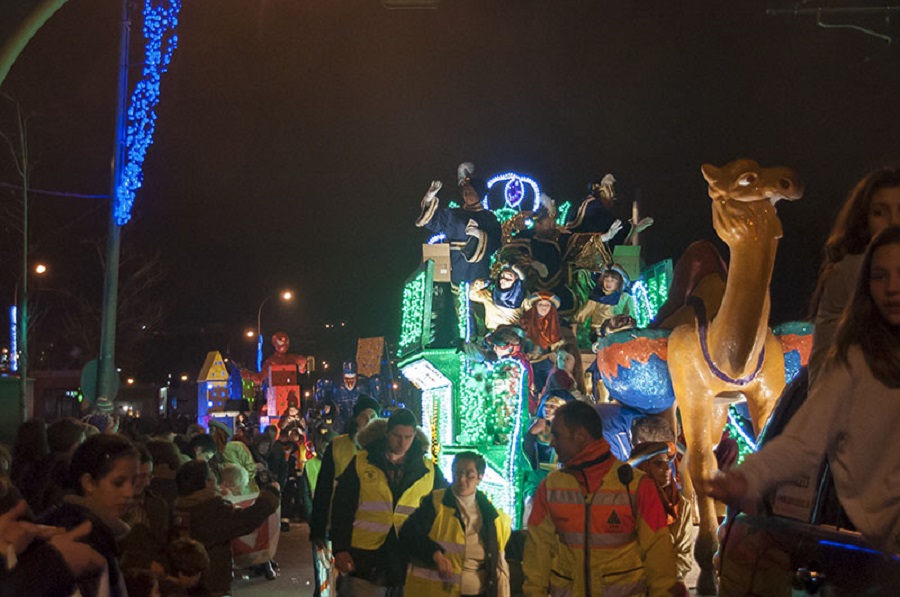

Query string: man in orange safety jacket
523 401 685 597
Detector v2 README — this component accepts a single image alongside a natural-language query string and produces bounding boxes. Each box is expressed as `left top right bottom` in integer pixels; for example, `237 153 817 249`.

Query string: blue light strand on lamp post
115 0 182 225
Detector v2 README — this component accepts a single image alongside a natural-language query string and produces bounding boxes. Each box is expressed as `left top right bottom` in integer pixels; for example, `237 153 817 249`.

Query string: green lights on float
399 261 434 354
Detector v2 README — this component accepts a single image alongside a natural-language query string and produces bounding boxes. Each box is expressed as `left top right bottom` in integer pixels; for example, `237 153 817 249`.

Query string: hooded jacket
330 418 447 586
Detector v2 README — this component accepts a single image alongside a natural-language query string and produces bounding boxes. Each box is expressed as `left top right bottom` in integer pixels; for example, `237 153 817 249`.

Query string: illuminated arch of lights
484 172 542 211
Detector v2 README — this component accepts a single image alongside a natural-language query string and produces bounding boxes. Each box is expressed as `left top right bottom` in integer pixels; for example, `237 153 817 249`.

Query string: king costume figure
415 162 502 286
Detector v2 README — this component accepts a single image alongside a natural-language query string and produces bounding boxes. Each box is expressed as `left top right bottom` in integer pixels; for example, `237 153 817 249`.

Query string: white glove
634 216 654 233
465 219 481 237
424 180 442 202
601 219 623 242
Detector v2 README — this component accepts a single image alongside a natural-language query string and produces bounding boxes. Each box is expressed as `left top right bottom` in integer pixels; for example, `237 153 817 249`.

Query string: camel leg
679 390 721 596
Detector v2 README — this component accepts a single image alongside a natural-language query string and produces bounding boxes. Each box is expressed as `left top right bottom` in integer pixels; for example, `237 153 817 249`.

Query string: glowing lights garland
724 405 757 466
485 172 542 211
399 269 429 352
555 201 571 227
643 261 671 316
426 232 446 245
115 0 182 225
455 282 471 342
497 356 527 526
456 358 488 445
630 280 653 328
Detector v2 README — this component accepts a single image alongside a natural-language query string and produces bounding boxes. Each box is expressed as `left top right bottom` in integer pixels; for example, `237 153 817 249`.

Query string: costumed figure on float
241 331 310 427
468 264 526 331
415 162 502 286
323 361 367 435
573 264 637 339
519 291 564 402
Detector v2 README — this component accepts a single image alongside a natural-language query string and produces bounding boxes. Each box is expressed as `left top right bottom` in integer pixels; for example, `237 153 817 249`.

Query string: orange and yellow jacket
523 439 679 597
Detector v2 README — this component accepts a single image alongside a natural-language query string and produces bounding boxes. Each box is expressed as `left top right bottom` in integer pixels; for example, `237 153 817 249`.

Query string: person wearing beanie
415 162 502 286
629 440 694 586
308 395 381 596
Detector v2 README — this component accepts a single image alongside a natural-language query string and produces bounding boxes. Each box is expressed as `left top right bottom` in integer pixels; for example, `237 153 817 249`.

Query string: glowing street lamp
256 290 294 371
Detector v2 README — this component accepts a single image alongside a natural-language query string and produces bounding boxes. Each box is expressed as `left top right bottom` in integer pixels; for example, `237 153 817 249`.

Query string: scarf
522 307 561 350
590 282 622 305
492 278 525 309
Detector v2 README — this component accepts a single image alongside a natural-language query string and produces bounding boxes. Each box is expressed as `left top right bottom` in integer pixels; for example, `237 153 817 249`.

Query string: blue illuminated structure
8 306 17 373
485 172 542 211
115 0 182 225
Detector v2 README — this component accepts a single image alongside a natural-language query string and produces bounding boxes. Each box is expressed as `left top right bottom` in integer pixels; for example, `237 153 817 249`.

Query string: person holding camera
173 460 280 597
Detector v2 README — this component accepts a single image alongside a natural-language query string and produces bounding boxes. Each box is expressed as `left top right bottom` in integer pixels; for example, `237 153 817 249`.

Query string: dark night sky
2 0 900 381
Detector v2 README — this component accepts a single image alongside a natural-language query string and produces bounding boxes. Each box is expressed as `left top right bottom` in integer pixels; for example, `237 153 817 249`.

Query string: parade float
398 166 678 527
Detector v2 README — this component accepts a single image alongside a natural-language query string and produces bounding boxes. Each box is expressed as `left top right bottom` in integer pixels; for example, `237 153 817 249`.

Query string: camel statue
593 159 805 594
671 159 803 594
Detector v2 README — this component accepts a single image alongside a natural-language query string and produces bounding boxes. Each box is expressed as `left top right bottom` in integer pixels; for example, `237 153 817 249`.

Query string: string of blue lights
115 0 182 225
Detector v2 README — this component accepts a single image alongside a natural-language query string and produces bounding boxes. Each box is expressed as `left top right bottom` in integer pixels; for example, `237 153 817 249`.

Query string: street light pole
256 296 272 373
96 0 131 411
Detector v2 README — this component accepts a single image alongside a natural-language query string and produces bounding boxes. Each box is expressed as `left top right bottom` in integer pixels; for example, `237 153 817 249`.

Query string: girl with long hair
708 226 900 553
808 167 900 384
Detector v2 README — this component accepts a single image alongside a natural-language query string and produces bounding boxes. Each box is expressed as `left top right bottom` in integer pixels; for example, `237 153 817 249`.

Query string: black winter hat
352 395 381 418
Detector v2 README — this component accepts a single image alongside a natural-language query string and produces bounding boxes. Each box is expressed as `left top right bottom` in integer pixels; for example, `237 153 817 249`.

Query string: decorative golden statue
665 159 803 594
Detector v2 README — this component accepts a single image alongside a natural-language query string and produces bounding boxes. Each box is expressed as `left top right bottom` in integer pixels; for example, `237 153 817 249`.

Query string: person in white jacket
707 226 900 554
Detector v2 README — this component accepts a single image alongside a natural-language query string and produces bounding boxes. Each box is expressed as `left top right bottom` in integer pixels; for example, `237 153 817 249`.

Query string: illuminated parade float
398 167 684 526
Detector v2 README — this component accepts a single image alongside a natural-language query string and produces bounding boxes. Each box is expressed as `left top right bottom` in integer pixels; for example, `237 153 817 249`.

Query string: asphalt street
232 521 704 596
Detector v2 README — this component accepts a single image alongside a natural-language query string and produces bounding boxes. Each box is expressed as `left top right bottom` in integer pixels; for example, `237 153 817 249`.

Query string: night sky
2 0 900 381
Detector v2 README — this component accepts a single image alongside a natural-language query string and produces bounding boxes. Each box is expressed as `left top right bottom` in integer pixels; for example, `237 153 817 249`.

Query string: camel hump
651 240 727 329
702 159 804 204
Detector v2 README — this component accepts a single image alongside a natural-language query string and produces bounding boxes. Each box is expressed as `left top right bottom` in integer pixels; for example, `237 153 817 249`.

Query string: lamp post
256 290 293 372
12 262 48 421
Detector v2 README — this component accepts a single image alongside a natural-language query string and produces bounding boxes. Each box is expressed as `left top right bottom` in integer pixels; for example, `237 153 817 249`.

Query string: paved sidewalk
233 522 316 597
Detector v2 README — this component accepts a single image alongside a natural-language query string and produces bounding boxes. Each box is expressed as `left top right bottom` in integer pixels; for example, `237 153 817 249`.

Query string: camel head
701 159 804 206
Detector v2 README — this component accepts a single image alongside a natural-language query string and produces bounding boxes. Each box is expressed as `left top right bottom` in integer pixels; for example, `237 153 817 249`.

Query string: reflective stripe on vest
557 531 636 549
403 489 511 597
350 450 434 550
409 565 463 586
543 462 646 596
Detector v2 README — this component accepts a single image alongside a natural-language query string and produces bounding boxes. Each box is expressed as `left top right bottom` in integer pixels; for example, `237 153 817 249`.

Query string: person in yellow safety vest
400 451 512 597
331 408 448 596
309 395 381 597
523 401 686 597
310 395 382 547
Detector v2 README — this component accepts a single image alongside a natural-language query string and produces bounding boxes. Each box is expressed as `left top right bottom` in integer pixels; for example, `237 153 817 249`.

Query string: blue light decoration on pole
114 0 182 225
9 306 17 373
